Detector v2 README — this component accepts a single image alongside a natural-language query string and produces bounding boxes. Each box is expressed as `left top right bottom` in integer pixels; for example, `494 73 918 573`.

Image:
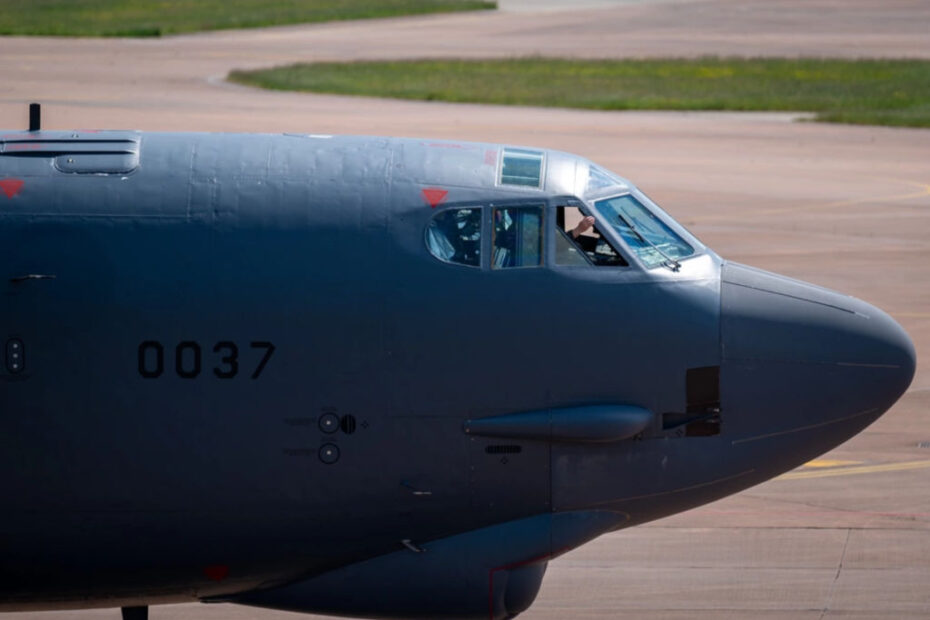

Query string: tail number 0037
138 341 275 380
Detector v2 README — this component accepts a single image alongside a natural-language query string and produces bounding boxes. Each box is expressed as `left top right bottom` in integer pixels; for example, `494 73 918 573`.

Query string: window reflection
594 194 694 269
427 208 481 267
492 206 542 269
586 165 625 194
500 148 544 188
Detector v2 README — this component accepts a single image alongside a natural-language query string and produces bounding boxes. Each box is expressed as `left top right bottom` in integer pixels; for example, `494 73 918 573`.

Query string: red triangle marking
203 565 229 582
421 188 448 208
0 178 24 199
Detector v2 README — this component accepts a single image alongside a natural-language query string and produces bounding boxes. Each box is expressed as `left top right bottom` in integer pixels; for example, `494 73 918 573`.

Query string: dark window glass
427 208 481 267
492 206 543 269
501 148 544 187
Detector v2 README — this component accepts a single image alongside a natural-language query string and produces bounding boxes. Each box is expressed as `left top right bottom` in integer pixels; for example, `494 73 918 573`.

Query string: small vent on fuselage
340 414 357 434
661 365 722 437
686 365 720 413
485 445 522 454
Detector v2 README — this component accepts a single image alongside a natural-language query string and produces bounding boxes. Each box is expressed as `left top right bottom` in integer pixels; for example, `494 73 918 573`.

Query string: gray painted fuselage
0 131 915 619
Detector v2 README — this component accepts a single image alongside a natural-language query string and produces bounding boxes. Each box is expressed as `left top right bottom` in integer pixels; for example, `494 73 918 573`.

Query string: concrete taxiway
0 0 927 618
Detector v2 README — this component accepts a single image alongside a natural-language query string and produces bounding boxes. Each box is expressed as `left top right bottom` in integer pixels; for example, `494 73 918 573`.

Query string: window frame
549 199 631 270
497 148 547 191
591 192 699 270
424 196 682 275
424 205 486 269
490 204 545 270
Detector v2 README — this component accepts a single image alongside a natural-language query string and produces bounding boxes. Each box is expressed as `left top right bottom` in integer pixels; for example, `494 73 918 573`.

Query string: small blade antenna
28 103 41 132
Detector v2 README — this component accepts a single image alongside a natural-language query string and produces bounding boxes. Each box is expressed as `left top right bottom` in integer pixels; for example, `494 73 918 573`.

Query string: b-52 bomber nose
720 262 915 473
0 126 918 620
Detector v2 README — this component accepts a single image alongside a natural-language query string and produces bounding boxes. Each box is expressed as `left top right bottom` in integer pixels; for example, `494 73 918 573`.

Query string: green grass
228 57 930 128
0 0 496 37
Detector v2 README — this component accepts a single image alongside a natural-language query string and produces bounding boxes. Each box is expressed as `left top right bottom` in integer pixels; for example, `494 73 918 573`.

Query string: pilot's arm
569 216 599 254
572 216 596 239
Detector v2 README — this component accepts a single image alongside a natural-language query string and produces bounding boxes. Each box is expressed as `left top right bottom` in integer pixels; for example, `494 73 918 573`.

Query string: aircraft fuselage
0 131 914 619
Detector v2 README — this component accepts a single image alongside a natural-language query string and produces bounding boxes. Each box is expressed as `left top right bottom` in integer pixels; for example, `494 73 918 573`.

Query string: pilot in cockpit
571 215 596 243
557 206 626 267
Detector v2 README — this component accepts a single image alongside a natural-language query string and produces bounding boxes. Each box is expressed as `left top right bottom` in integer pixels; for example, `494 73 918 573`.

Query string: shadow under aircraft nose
720 262 915 466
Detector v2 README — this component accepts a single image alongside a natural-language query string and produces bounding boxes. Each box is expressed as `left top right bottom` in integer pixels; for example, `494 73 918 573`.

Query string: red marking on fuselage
422 188 449 208
0 178 24 199
484 149 498 166
203 565 229 582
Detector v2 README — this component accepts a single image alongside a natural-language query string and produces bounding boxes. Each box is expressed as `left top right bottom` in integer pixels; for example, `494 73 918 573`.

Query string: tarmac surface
0 0 928 618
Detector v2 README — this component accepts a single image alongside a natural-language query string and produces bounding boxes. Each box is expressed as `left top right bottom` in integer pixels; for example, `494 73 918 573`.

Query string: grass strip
229 57 930 128
0 0 495 37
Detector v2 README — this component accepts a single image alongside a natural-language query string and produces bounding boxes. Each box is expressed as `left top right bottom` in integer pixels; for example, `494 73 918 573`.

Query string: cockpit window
427 208 481 267
586 165 625 194
500 148 544 188
556 206 627 267
594 194 694 269
492 206 542 269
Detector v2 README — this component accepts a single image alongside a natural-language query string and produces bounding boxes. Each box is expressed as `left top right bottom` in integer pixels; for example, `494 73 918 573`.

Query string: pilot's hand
573 216 595 238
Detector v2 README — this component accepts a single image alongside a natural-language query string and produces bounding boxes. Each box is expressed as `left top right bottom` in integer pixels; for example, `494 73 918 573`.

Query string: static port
319 444 340 465
6 339 24 374
319 413 340 434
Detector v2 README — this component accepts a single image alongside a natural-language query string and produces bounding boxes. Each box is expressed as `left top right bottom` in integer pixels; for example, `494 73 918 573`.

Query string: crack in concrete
819 527 851 619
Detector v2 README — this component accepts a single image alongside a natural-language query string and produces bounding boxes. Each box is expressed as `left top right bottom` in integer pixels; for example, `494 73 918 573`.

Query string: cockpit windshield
594 194 694 269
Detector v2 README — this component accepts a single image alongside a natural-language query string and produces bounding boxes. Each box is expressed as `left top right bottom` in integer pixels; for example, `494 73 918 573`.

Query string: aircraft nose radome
720 263 915 445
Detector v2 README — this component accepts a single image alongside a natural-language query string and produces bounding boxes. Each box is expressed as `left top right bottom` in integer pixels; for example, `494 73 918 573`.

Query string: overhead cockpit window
586 165 624 193
500 148 544 188
492 206 543 269
594 194 694 269
556 206 627 267
427 208 481 267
